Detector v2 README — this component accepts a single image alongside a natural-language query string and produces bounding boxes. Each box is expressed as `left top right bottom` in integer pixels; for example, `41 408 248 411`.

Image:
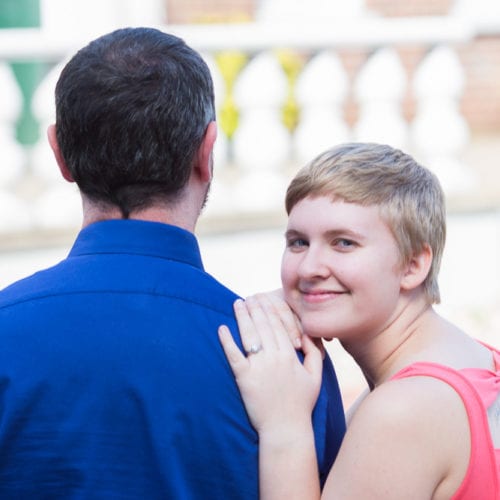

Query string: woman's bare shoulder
327 375 471 500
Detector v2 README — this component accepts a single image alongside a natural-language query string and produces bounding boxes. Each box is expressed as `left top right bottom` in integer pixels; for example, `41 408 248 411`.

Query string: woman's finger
233 299 263 356
252 293 298 354
218 325 248 376
301 335 323 387
259 292 303 350
310 336 326 359
243 296 279 351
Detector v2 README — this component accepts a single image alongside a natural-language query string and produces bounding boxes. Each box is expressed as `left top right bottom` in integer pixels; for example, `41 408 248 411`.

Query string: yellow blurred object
276 49 305 132
215 49 306 138
216 51 248 139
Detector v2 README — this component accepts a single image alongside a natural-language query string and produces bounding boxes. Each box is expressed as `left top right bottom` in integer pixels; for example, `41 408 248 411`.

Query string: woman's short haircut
285 143 446 304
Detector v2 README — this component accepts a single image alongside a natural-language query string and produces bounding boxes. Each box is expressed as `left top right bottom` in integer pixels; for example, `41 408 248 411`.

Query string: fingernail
294 337 302 348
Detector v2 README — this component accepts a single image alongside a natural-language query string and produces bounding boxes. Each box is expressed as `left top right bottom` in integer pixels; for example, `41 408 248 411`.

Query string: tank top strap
392 362 499 499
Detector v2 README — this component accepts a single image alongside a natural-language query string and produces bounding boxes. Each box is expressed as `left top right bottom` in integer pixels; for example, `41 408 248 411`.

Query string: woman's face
281 196 406 342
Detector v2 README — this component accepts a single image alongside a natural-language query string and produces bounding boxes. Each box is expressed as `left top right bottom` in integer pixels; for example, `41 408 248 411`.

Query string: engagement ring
247 343 263 355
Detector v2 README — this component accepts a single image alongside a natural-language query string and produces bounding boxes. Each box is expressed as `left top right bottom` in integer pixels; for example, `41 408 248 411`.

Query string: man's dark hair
55 27 215 217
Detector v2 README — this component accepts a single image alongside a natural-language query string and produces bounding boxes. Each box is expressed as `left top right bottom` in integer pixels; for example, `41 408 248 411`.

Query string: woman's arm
218 296 322 500
219 296 468 500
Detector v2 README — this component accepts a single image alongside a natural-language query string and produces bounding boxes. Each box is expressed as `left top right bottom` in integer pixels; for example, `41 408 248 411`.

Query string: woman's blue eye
335 239 355 248
287 238 308 248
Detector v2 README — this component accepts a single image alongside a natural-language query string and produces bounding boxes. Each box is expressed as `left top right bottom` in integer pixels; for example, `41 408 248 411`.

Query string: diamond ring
247 343 263 355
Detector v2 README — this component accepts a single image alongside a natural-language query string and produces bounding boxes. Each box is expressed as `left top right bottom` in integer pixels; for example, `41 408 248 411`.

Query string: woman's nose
297 246 331 280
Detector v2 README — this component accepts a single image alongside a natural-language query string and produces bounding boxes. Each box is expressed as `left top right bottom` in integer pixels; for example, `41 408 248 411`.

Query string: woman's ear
47 124 74 182
400 244 433 291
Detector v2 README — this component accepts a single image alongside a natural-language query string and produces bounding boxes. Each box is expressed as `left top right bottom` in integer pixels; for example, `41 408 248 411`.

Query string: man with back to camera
0 27 345 498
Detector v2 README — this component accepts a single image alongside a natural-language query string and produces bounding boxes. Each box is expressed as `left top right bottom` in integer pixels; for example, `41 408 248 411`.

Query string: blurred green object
0 0 39 27
0 0 49 146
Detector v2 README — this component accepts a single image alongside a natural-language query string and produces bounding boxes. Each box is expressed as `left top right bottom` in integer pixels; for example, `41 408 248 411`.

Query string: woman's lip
301 290 345 303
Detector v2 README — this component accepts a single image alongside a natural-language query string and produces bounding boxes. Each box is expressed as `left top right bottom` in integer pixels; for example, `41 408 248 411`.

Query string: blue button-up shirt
0 220 345 498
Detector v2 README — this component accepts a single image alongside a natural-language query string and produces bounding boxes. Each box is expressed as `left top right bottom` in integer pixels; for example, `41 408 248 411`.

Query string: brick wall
166 0 255 23
365 0 453 16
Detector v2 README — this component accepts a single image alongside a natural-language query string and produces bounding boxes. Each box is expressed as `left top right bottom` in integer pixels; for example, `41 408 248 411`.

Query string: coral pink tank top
391 345 500 499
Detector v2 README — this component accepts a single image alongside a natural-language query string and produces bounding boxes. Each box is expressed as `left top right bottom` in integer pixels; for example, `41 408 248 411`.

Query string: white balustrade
30 60 82 230
31 61 63 183
411 45 475 193
0 63 25 187
0 62 32 232
0 14 492 239
231 52 291 212
353 48 409 149
294 51 350 165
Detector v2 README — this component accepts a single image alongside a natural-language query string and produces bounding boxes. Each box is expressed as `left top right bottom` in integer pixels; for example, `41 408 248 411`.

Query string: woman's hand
218 294 323 434
253 289 326 357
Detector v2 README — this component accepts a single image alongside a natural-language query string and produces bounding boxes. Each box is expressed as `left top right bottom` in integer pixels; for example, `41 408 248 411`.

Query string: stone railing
0 17 489 244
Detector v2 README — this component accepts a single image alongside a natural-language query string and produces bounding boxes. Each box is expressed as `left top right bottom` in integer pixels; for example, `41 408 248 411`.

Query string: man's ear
400 244 433 291
47 124 74 183
194 121 217 183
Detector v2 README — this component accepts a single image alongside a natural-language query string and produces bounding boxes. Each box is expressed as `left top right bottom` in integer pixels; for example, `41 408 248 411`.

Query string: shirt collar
68 219 204 270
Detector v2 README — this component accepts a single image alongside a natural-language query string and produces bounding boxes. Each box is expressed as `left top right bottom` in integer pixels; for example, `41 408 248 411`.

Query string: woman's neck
341 295 437 389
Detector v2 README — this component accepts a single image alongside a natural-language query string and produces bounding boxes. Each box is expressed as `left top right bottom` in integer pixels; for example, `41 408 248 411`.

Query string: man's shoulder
0 252 240 320
154 264 240 320
0 262 64 308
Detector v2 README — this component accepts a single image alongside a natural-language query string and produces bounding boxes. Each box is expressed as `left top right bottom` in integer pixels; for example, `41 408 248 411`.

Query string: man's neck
81 198 198 234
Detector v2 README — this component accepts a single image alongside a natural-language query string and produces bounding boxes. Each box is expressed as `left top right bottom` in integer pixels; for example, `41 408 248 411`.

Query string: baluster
31 62 81 229
31 62 64 183
0 63 25 187
354 48 409 149
231 51 291 212
294 51 350 165
0 62 31 232
411 45 475 193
